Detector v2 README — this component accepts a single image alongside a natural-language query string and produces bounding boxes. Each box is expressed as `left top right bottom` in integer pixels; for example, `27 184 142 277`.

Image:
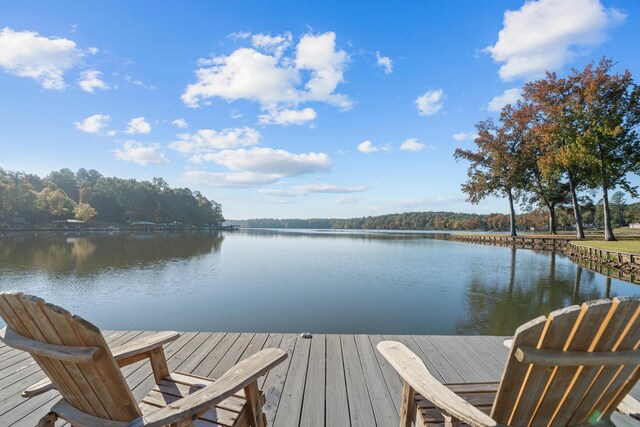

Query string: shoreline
450 233 640 285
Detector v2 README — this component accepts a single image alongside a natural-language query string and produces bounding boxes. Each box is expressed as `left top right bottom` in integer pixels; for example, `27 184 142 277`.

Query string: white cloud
192 147 331 177
182 31 351 113
125 117 152 134
486 0 625 81
251 32 292 58
120 74 156 90
183 171 280 187
0 27 83 89
114 141 169 165
260 183 367 197
336 196 362 204
453 132 479 141
87 47 99 55
228 31 251 40
487 88 522 112
74 114 111 133
295 183 367 194
295 32 351 109
106 130 116 137
170 127 260 153
375 51 393 74
231 109 243 119
78 70 110 93
183 47 299 108
182 148 332 188
172 118 188 129
400 138 427 152
415 89 444 116
258 108 317 126
357 140 390 154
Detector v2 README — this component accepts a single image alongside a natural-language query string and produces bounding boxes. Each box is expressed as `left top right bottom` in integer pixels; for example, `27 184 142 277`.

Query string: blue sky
1 0 639 219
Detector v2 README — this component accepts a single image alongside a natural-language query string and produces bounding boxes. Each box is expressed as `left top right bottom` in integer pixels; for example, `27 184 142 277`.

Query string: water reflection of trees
455 248 610 335
0 232 224 276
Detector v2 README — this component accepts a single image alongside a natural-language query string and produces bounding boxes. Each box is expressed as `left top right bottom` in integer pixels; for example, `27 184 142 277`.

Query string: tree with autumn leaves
456 58 640 240
454 117 527 236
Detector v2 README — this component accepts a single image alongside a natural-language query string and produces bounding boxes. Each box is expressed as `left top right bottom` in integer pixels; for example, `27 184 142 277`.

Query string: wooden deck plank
325 334 350 427
239 333 270 361
191 332 241 378
453 336 505 377
168 332 220 373
369 334 402 413
273 336 311 427
207 332 256 379
341 334 377 427
421 335 486 382
397 335 455 383
2 331 640 426
354 334 398 426
258 333 284 390
300 334 326 427
443 336 502 381
262 333 296 426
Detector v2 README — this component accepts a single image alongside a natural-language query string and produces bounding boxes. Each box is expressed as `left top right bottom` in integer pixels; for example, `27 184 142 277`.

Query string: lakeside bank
450 233 640 285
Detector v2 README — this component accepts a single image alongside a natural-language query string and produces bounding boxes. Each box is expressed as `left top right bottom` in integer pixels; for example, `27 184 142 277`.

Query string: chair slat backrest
0 291 141 422
491 297 640 426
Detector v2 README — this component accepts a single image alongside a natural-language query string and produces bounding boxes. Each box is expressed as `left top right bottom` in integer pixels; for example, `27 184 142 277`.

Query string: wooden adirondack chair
378 297 640 426
0 291 287 426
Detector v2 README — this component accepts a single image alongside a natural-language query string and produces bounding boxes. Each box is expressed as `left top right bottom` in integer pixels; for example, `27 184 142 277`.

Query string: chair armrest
50 399 129 426
130 348 287 427
23 377 56 398
615 395 640 420
377 341 498 427
111 331 180 365
22 331 180 397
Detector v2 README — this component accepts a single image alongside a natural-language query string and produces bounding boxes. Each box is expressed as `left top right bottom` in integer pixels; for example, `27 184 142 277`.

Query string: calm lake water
0 229 638 335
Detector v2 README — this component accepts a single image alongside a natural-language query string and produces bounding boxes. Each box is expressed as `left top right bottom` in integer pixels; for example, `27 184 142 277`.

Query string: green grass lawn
573 239 640 254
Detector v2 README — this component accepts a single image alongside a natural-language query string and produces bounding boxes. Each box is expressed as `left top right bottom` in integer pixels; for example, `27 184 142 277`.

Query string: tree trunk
508 247 516 296
567 171 585 239
572 265 582 302
601 164 616 241
547 203 557 235
508 189 517 237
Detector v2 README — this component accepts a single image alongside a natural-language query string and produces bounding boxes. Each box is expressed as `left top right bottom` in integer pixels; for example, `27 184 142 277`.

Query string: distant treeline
234 202 640 231
0 168 224 226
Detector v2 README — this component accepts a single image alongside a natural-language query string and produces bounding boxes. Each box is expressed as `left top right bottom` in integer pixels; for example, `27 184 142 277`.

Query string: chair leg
37 412 57 427
149 347 170 383
244 380 266 427
400 380 417 427
444 413 461 427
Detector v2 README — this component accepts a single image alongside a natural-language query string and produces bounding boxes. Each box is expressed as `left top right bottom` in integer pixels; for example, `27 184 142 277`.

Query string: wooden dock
1 331 639 426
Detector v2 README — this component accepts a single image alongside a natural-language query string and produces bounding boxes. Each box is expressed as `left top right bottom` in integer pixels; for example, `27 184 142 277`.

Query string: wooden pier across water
1 331 640 426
